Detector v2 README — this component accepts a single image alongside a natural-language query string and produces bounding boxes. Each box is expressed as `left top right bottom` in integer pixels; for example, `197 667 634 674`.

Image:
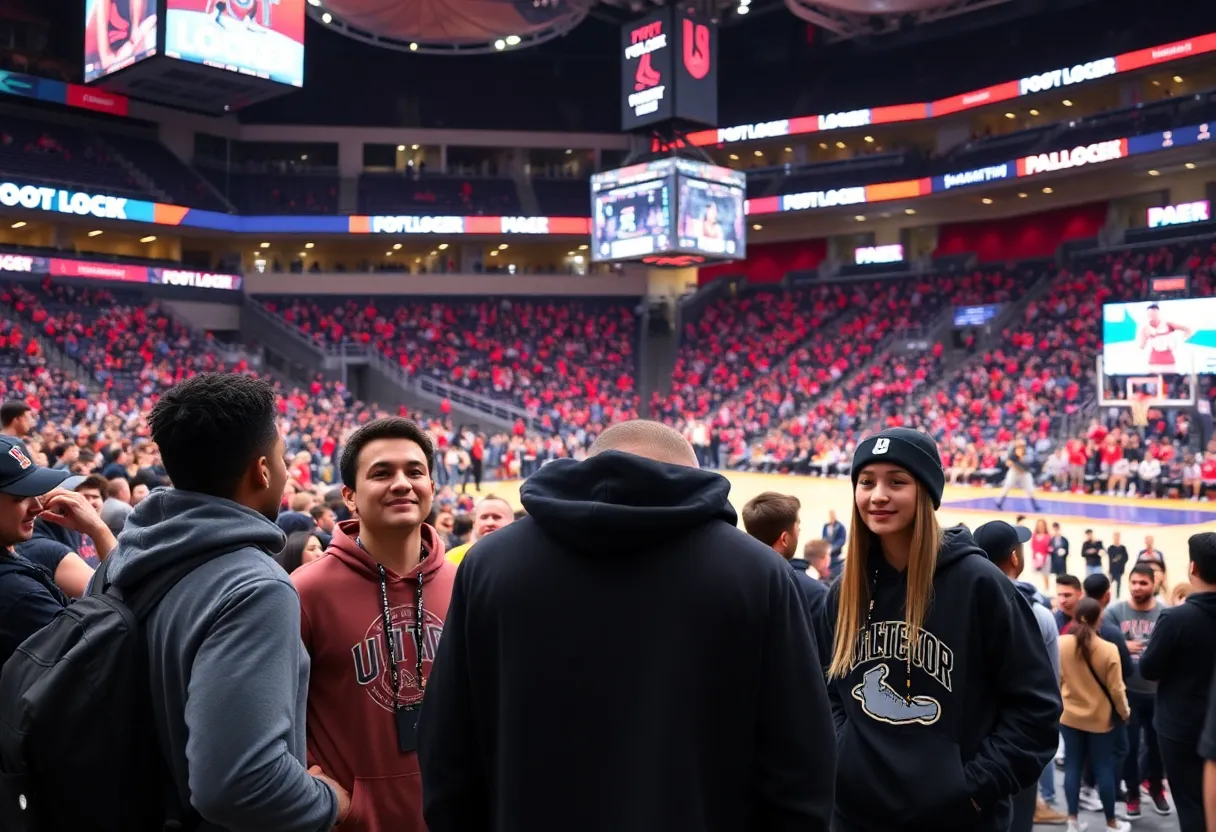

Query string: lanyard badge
377 561 426 753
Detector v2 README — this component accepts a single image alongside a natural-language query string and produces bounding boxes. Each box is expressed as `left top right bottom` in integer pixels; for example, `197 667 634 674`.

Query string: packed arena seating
262 295 640 433
357 173 522 216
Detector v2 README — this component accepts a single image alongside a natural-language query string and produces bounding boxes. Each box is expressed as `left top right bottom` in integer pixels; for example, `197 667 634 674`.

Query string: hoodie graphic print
821 526 1060 832
292 519 454 832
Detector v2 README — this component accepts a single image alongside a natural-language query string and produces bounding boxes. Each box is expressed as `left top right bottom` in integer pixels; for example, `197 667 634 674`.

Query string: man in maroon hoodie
293 417 455 832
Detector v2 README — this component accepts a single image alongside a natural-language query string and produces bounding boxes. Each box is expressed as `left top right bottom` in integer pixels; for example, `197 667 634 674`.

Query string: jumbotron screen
591 158 745 263
1102 298 1216 375
83 0 159 82
164 0 306 87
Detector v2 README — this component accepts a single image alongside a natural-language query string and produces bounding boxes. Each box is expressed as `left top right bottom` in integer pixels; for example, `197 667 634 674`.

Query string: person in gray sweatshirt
97 374 350 832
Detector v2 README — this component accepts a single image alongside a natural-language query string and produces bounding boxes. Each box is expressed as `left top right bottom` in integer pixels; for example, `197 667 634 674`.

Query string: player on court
995 439 1041 512
1136 304 1193 371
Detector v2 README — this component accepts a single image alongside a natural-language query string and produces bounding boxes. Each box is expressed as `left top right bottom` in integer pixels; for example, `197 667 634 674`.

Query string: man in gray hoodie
99 374 349 831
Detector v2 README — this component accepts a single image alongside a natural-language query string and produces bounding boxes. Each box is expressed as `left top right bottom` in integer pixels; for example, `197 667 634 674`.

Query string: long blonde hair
828 488 943 680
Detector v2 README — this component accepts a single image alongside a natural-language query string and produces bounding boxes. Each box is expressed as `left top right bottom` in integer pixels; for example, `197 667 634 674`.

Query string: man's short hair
1128 563 1156 581
741 492 801 548
77 474 108 494
0 400 30 427
149 374 280 499
803 539 830 561
106 478 128 499
452 514 473 537
309 504 331 521
1051 522 1061 530
1083 573 1111 600
475 494 512 513
589 420 696 466
1056 574 1082 592
339 417 433 488
1189 532 1216 583
289 492 313 512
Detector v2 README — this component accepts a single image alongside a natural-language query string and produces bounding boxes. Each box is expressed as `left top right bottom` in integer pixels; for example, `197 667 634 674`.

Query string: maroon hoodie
292 518 455 832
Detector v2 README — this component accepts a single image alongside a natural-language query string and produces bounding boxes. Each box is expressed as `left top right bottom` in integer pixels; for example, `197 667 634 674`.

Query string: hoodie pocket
837 725 974 829
336 774 424 832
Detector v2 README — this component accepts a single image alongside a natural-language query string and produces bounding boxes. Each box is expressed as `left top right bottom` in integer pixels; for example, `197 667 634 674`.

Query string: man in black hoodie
1139 531 1216 831
418 420 836 832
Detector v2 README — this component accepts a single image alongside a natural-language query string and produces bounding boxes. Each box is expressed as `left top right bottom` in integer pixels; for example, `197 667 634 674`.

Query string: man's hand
37 489 117 559
309 765 351 826
1127 639 1144 655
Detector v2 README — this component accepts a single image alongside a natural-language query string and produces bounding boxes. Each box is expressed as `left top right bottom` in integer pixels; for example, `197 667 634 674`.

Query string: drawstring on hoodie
869 565 914 703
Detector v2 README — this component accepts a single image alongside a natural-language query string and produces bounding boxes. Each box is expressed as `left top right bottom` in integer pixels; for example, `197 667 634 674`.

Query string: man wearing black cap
0 435 114 668
973 521 1067 829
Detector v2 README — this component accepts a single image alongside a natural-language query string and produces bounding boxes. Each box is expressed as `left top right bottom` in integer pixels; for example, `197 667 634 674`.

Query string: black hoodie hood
520 452 736 555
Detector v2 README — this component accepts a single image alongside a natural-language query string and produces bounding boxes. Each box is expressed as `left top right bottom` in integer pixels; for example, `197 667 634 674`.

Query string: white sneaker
1067 820 1087 832
1079 787 1103 811
1105 820 1131 832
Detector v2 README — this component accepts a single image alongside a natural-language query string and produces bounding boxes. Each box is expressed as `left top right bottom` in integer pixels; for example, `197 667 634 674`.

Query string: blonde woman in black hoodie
819 428 1061 832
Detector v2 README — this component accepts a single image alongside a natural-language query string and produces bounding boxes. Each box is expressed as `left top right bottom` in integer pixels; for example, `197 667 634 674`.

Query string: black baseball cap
973 520 1032 563
0 435 81 497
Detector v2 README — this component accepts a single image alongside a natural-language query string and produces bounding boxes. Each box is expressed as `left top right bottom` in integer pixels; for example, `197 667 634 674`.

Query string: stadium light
498 244 509 250
307 0 321 5
1042 187 1053 194
305 242 315 249
578 244 588 250
10 221 26 229
1174 75 1183 83
87 230 103 237
410 43 418 51
904 208 916 215
438 243 449 250
506 35 522 46
393 243 403 250
260 242 270 248
1186 162 1197 169
140 235 157 243
494 39 506 50
982 198 993 204
737 5 749 13
752 224 763 231
854 215 865 222
1148 170 1160 176
1029 109 1040 116
397 144 405 151
1062 99 1072 106
321 12 332 23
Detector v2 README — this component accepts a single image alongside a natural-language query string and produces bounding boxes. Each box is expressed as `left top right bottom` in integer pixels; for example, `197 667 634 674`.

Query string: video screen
592 179 673 262
164 0 306 87
954 304 1001 327
84 0 159 82
677 178 743 257
1103 298 1216 375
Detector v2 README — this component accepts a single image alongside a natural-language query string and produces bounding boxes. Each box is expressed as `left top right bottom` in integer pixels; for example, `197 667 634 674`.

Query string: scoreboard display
621 9 718 131
164 0 306 87
591 158 744 264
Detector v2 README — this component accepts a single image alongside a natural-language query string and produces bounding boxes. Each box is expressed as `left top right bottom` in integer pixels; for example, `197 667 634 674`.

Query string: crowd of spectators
263 295 640 436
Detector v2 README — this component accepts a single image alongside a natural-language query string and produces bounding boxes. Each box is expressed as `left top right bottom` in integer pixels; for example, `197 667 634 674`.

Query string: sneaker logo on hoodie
852 665 942 726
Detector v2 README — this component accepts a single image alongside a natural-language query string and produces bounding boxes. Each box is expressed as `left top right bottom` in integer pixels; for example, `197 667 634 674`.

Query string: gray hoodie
103 488 337 832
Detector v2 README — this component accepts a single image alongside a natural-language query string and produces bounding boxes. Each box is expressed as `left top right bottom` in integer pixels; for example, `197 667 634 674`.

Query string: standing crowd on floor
0 381 1216 832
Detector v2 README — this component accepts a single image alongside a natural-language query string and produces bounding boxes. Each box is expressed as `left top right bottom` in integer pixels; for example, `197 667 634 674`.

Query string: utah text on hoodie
819 527 1062 832
417 451 838 832
292 519 454 832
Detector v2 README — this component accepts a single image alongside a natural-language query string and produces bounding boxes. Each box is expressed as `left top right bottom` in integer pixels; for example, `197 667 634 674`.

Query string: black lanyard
361 537 427 708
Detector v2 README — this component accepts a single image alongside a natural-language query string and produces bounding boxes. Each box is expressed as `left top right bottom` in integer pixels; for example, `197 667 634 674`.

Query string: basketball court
489 471 1211 588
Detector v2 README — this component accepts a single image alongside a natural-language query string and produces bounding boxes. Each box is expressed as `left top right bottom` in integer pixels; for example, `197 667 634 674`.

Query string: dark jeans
1063 725 1119 821
1123 692 1164 800
1158 734 1206 832
1009 782 1038 832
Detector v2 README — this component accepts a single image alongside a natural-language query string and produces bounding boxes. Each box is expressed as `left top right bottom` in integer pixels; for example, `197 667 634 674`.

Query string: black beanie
850 427 946 509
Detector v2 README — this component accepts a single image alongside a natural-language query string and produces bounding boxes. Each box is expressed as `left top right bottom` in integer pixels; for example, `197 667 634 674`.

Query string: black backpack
0 555 205 832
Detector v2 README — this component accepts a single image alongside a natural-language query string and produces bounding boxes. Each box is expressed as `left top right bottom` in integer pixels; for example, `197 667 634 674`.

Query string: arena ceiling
304 0 1027 53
